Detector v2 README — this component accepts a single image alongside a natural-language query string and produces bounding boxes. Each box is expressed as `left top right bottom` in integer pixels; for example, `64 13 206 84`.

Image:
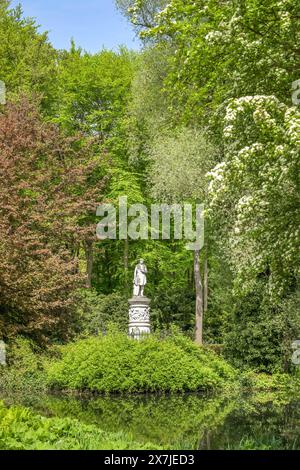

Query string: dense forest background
0 0 299 373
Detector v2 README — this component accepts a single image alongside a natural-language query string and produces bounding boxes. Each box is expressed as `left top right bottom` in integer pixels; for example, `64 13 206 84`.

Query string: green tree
120 0 300 362
148 127 216 344
0 1 58 112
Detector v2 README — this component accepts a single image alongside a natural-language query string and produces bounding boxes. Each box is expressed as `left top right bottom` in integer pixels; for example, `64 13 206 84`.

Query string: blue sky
10 0 140 52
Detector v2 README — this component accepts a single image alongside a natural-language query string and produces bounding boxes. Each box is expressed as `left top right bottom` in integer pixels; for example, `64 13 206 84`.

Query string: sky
10 0 140 52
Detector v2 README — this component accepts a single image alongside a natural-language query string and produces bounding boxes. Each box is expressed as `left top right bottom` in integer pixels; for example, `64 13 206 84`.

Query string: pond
1 390 300 450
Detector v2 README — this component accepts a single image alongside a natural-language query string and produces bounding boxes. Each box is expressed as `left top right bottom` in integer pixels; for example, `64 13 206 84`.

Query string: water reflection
2 391 300 449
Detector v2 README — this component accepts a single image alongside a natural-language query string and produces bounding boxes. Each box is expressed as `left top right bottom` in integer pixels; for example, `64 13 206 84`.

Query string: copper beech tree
0 99 106 342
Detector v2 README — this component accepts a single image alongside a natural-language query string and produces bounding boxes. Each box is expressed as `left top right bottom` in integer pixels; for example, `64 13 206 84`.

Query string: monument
292 340 300 366
129 259 151 339
0 341 6 366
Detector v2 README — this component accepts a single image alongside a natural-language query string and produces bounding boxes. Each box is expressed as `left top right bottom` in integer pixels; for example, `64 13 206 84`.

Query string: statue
0 340 6 366
133 259 147 297
129 259 151 339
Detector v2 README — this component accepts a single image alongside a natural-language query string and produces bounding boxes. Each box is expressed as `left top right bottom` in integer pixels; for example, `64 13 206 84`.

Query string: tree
115 0 167 31
0 1 58 112
54 44 135 137
50 44 137 291
148 128 216 344
124 0 300 359
125 41 219 343
209 95 300 301
139 0 300 127
0 99 105 342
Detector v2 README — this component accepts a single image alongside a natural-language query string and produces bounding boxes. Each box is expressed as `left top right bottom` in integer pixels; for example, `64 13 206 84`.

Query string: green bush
46 330 237 394
224 287 300 373
76 290 128 336
0 338 47 396
240 371 300 392
150 288 195 334
0 401 161 450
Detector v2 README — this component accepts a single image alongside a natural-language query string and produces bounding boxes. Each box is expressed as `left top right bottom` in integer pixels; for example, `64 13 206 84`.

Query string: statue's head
139 258 144 264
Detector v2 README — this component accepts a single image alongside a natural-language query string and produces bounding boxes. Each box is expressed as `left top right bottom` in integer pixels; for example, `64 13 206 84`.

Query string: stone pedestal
128 297 151 340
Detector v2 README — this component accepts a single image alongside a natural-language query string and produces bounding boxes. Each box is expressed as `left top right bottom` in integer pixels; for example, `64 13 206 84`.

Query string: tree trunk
84 240 94 289
194 249 203 345
204 255 208 313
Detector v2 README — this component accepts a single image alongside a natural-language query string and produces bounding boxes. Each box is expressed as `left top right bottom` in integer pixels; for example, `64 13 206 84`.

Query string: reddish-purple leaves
0 99 106 342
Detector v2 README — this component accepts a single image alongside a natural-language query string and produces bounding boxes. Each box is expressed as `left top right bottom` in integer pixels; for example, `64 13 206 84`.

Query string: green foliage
221 390 300 450
150 288 195 333
229 436 285 451
1 0 299 376
240 371 300 392
119 0 300 369
0 1 58 112
35 393 236 450
140 0 300 125
209 95 300 301
148 127 217 202
0 401 161 450
115 0 167 33
46 330 237 393
224 287 300 372
2 386 300 450
76 290 129 335
127 44 173 167
54 45 135 136
0 338 47 396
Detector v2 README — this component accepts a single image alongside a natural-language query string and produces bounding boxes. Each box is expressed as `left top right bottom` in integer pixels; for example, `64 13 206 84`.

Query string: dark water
3 391 300 449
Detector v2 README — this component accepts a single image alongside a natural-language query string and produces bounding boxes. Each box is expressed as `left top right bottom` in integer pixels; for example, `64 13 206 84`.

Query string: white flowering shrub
209 95 300 298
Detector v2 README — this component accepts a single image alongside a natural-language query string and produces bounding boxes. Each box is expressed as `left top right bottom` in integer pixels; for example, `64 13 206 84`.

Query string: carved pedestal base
128 297 151 340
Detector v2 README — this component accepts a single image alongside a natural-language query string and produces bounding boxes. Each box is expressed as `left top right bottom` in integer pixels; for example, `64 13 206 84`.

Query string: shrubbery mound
46 331 237 393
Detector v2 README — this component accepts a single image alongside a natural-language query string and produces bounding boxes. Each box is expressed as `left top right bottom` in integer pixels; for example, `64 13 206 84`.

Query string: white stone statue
0 341 6 366
133 259 147 297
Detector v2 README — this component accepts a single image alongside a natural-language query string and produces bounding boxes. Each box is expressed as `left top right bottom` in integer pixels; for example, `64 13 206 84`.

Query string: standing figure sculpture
133 259 147 297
